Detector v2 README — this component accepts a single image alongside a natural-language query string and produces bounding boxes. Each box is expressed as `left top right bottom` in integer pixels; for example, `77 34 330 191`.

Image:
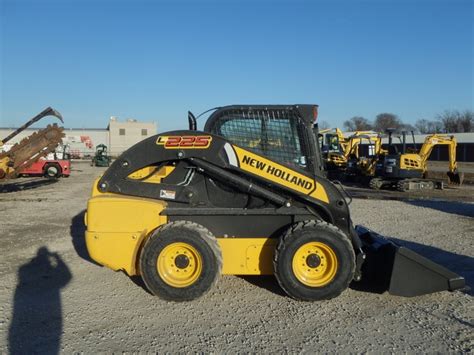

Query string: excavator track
396 179 436 192
0 124 65 179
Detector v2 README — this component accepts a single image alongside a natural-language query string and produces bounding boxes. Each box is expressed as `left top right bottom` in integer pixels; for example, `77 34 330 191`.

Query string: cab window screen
210 109 307 169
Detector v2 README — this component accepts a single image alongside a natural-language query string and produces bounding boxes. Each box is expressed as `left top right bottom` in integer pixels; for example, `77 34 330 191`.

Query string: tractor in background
91 144 111 167
19 144 71 179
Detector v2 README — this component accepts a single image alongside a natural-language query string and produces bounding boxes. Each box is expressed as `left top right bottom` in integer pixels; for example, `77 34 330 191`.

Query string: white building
108 118 156 156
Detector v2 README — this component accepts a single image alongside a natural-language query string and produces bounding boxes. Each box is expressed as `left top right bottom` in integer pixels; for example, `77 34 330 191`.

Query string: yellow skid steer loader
85 105 464 301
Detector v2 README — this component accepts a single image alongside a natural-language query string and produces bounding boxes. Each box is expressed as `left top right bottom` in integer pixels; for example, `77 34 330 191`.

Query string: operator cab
203 105 324 176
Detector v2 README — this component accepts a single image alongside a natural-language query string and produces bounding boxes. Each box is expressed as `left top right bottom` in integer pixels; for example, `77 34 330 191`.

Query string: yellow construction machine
320 129 386 180
319 128 348 170
0 107 65 180
370 130 463 191
85 105 464 301
345 132 387 179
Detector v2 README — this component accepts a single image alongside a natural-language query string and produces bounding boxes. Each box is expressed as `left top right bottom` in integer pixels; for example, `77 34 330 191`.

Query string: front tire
44 164 61 179
274 220 355 301
139 221 222 301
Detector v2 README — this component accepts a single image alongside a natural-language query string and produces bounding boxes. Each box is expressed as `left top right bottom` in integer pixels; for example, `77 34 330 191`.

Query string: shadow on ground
70 209 99 265
406 199 474 218
8 247 72 355
129 275 153 295
238 276 286 297
0 178 57 193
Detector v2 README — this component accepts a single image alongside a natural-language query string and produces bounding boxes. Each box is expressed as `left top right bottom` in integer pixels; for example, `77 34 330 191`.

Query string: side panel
218 238 277 275
85 195 167 275
86 195 281 276
168 214 299 238
399 154 423 170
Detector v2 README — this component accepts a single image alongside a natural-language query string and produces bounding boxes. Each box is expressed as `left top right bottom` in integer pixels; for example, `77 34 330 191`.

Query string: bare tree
437 110 459 133
458 110 473 132
400 123 416 133
374 113 402 132
319 120 331 130
343 116 372 131
414 119 443 134
427 120 444 133
415 119 430 134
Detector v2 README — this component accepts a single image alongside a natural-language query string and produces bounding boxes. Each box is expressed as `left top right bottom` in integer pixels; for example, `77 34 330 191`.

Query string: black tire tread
139 220 222 301
274 220 355 301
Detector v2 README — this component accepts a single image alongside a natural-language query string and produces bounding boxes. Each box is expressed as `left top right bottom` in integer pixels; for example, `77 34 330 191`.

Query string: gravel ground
0 163 473 353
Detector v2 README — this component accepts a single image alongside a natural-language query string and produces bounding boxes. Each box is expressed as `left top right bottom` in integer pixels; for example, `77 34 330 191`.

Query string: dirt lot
0 163 473 353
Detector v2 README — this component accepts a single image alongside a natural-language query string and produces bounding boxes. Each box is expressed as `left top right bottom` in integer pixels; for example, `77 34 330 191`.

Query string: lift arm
96 130 353 235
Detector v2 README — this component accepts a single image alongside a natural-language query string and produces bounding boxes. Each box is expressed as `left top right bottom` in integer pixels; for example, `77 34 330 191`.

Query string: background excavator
370 130 463 191
319 128 349 170
85 104 464 302
344 132 386 179
319 129 386 180
0 107 65 180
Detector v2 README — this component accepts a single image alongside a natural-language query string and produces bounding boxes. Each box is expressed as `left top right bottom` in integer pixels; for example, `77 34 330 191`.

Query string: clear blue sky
1 0 472 131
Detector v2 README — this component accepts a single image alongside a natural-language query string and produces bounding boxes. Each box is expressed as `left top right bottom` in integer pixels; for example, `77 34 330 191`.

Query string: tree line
334 110 473 134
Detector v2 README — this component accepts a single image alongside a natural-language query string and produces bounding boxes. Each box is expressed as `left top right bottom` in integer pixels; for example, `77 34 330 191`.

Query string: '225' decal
156 135 212 149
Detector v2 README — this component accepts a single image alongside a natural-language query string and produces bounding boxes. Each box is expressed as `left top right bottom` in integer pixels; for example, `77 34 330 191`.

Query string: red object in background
20 159 71 178
80 135 93 149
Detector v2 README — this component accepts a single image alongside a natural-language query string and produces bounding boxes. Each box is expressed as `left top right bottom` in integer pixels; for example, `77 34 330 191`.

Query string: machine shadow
0 178 57 193
129 275 153 295
8 247 72 355
406 199 474 218
70 209 99 265
238 275 286 297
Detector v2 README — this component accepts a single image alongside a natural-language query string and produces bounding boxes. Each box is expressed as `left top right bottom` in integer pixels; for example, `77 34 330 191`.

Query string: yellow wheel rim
292 242 338 287
157 242 202 288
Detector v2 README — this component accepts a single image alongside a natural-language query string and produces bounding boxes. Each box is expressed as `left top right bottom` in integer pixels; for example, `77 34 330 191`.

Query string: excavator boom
418 134 463 184
1 107 63 145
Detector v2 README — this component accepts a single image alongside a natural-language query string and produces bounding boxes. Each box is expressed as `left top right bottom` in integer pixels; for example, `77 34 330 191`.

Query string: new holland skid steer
85 105 465 301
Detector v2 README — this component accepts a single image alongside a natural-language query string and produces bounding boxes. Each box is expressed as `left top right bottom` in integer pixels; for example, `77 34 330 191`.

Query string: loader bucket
355 225 465 297
447 171 464 185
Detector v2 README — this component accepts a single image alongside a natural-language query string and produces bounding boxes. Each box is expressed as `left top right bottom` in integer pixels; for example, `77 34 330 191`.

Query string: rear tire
139 221 222 301
274 220 355 301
